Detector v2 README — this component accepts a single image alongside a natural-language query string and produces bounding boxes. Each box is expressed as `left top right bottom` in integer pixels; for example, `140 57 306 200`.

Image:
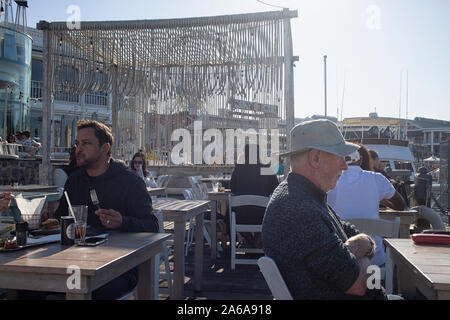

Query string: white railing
31 81 107 106
85 91 108 106
31 80 42 99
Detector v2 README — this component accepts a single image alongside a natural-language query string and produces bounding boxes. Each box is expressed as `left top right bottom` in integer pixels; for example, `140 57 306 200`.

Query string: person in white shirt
328 143 405 266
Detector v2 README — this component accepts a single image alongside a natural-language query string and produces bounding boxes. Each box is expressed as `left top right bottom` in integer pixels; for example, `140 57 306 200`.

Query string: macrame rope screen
42 10 294 164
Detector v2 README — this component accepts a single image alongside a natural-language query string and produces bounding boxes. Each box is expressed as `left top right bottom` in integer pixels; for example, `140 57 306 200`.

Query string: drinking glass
72 205 88 245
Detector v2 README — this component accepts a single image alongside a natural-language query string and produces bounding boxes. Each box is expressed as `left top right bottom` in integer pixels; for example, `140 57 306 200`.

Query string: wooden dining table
207 189 231 217
147 187 167 198
153 199 213 300
384 238 450 299
379 208 418 238
0 232 170 300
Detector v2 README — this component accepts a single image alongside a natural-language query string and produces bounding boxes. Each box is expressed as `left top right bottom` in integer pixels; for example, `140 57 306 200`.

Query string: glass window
394 161 412 171
31 59 43 81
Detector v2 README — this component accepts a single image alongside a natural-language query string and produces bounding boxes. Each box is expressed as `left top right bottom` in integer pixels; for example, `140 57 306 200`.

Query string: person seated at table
19 120 159 300
231 143 279 248
263 119 386 300
6 133 16 144
130 151 157 187
369 149 389 178
328 143 406 266
53 146 79 189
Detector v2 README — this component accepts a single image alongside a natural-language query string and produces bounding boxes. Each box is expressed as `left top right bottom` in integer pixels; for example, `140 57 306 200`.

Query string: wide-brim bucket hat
281 119 359 158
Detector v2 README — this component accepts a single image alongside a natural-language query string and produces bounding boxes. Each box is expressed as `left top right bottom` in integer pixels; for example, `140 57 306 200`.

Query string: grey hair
290 148 312 168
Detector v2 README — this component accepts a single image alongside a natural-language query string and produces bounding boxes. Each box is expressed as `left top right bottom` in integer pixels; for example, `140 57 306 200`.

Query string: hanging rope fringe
41 10 295 163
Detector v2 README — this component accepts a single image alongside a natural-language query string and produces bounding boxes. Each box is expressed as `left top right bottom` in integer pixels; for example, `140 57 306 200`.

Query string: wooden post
3 88 7 138
283 8 296 173
111 65 119 158
39 23 52 185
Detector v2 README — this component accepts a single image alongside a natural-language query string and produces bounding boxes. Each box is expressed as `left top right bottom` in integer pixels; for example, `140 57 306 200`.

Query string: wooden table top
207 189 231 195
153 199 210 221
384 238 450 293
0 232 170 276
201 177 231 183
147 187 166 195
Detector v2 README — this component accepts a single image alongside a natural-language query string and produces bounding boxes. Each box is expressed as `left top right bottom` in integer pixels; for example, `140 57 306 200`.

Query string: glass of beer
72 205 88 245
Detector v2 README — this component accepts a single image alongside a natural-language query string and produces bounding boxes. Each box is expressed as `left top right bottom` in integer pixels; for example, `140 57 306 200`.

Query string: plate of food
0 239 23 252
29 219 60 236
0 223 14 237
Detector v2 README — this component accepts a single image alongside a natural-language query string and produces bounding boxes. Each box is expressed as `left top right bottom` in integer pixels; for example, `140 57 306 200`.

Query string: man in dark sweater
52 120 158 299
262 119 386 300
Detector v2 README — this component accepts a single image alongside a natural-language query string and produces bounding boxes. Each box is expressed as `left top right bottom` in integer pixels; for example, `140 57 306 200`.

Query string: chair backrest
182 188 195 200
188 176 205 200
156 175 166 188
154 209 164 232
344 218 400 238
162 175 172 188
229 194 270 210
257 256 293 300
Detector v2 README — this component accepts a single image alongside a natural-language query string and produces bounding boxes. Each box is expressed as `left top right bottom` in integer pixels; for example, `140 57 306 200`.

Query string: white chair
188 176 205 200
154 209 174 299
257 256 293 300
229 194 269 269
343 218 400 294
183 188 197 256
156 175 168 188
182 188 214 256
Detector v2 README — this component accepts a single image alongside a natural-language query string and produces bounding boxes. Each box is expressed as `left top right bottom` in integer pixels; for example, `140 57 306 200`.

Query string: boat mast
324 55 327 117
405 70 408 140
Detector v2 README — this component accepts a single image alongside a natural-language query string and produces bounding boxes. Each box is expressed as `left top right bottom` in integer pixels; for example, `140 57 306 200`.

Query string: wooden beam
283 8 295 174
40 29 52 185
37 10 298 31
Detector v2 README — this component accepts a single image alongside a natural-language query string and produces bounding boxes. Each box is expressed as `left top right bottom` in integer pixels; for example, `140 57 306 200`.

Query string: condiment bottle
15 222 28 246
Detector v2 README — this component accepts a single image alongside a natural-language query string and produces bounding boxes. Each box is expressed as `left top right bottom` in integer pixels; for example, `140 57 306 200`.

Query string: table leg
138 256 155 300
194 213 204 292
211 201 217 260
220 199 227 216
173 220 186 300
399 217 413 239
395 257 417 298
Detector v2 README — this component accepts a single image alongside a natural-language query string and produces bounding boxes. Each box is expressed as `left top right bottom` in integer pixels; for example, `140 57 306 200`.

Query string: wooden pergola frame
37 9 297 184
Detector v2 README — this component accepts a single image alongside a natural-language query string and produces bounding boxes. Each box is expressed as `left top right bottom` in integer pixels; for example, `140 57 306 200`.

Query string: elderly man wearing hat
262 119 387 300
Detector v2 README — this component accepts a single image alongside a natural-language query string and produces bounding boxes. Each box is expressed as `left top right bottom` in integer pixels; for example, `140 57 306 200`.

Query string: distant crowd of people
1 131 41 149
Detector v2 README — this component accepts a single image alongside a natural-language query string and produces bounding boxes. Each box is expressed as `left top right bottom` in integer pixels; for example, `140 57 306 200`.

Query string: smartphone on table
76 233 109 246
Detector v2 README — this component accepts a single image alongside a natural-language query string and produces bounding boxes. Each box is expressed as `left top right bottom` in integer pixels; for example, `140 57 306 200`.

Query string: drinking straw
64 191 77 223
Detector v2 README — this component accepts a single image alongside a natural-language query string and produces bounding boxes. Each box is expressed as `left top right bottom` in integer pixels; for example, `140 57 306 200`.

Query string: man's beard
76 152 102 169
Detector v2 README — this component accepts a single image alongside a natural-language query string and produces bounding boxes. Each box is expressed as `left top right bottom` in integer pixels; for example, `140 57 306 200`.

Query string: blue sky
25 0 450 121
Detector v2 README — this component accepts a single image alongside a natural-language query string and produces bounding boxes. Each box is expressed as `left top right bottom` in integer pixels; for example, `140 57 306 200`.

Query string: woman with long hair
130 152 148 178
